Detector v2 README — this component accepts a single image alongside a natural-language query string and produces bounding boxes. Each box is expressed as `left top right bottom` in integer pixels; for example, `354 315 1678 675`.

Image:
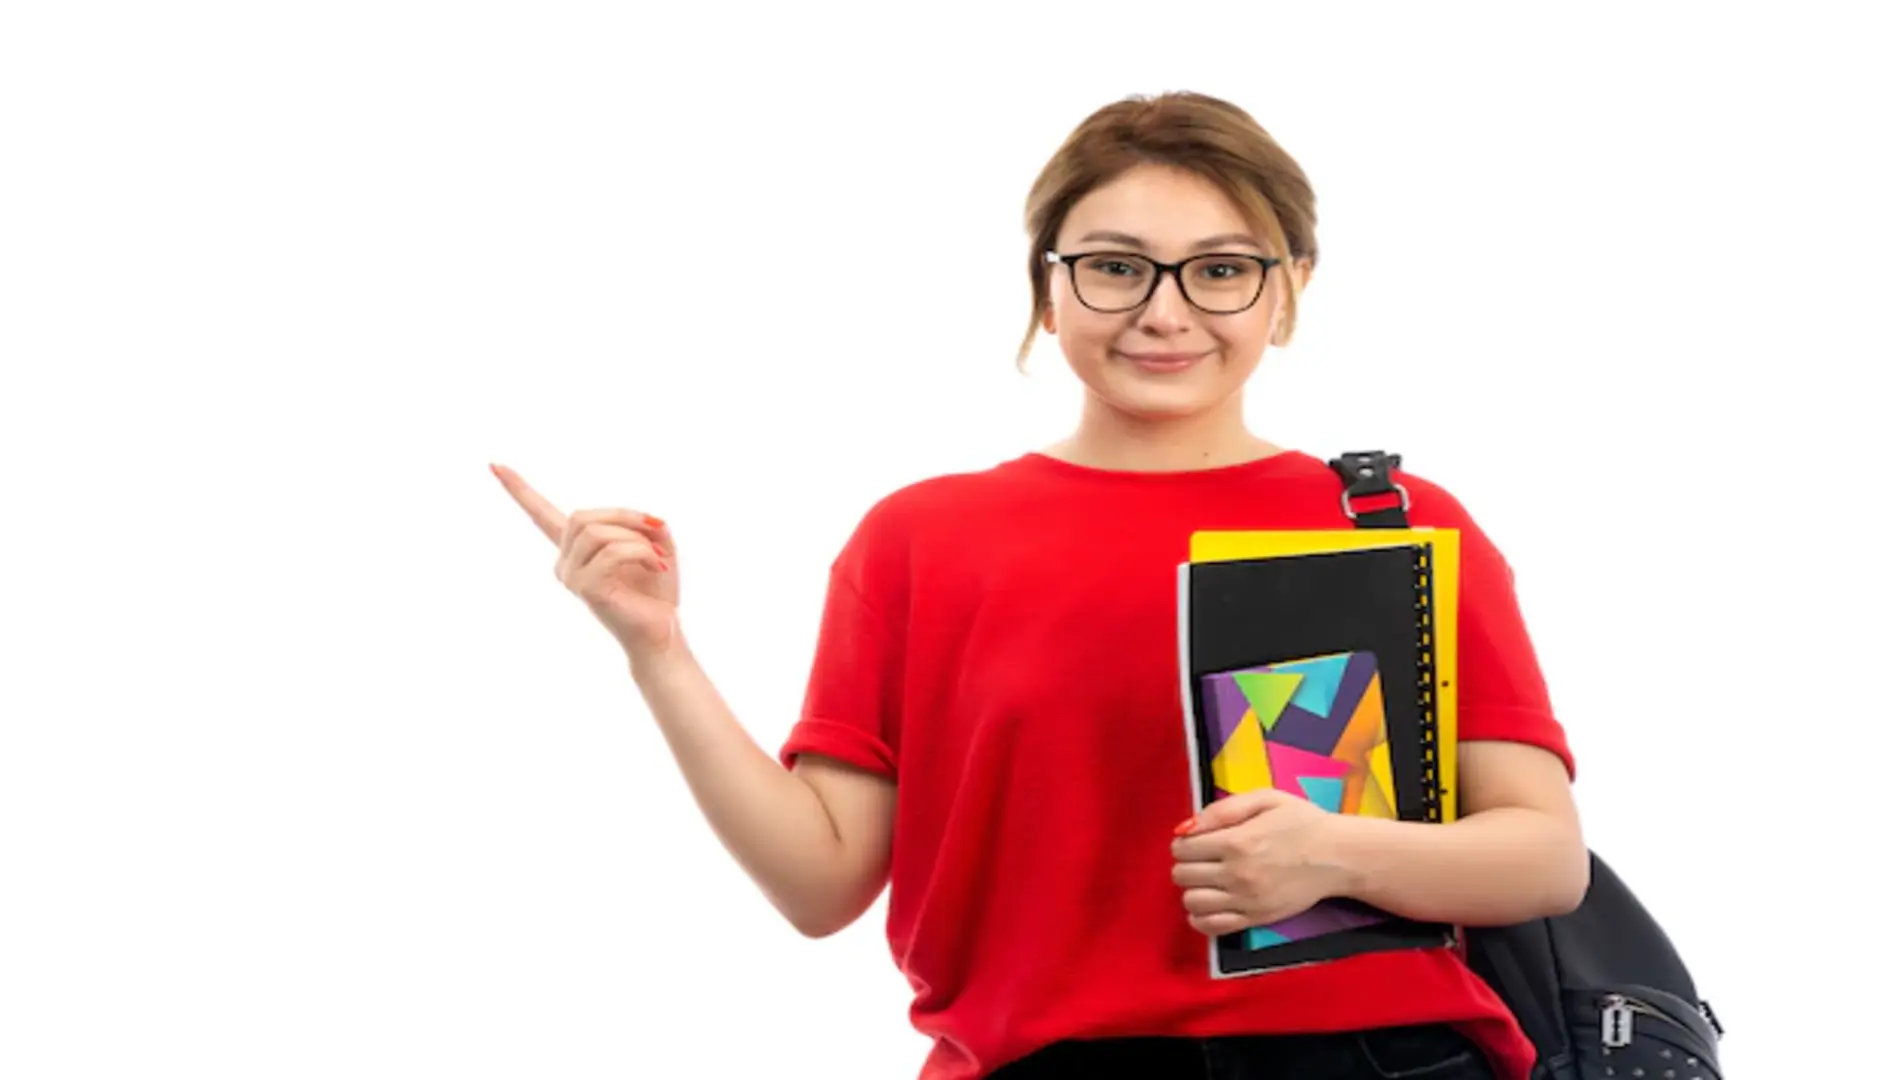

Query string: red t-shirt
778 450 1574 1080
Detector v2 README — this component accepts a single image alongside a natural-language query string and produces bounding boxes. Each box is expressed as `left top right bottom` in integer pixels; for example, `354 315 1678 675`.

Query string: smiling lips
1120 350 1210 374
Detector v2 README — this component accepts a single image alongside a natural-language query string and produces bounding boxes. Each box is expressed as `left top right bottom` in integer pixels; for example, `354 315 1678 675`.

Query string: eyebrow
1074 230 1264 253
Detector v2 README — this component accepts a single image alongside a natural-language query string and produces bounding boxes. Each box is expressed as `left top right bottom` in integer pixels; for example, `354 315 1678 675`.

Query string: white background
3 3 1895 1077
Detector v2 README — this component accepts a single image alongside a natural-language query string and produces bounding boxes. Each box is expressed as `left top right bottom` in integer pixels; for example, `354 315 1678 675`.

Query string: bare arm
1325 740 1589 926
631 640 896 938
489 464 895 939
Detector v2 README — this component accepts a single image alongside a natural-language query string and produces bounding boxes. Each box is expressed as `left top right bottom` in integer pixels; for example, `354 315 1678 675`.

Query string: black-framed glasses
1045 250 1282 314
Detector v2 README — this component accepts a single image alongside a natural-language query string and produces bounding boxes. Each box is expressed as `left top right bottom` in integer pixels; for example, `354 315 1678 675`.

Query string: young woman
493 92 1587 1080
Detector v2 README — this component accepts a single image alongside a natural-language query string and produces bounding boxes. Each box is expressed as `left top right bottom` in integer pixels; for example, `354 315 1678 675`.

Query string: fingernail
643 514 666 528
657 560 669 572
1173 817 1198 836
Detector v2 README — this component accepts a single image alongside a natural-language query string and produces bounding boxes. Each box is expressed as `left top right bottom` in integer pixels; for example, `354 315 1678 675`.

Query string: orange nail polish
643 514 666 528
1173 817 1197 836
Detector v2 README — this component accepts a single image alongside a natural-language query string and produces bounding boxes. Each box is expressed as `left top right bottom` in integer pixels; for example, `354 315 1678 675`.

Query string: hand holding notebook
1171 787 1355 938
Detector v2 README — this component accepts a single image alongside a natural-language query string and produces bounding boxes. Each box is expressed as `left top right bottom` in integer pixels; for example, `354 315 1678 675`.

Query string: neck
1051 393 1280 473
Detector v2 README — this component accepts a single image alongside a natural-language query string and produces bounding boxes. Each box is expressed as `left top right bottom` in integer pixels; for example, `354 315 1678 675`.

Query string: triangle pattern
1271 654 1350 718
1264 703 1350 758
1298 775 1345 814
1210 707 1273 795
1233 671 1301 732
1367 740 1396 812
1341 766 1367 822
1332 652 1380 724
1356 773 1393 818
1202 673 1255 756
1330 671 1387 766
1245 926 1290 950
1265 740 1351 797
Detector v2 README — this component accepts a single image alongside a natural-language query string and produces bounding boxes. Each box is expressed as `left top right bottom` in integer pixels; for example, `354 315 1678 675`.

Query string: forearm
1325 808 1589 927
627 633 863 935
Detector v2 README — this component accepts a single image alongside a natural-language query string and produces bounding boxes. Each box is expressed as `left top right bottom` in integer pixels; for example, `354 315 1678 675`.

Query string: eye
1196 259 1251 280
1080 255 1147 278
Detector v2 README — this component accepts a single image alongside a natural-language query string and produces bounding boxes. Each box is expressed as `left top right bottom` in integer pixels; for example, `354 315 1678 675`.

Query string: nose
1136 268 1194 335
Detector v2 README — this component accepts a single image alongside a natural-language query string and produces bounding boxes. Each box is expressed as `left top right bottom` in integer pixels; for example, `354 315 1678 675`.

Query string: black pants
988 1023 1494 1079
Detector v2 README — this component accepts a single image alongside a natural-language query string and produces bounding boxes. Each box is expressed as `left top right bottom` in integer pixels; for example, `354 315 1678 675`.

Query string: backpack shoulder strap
1326 450 1412 529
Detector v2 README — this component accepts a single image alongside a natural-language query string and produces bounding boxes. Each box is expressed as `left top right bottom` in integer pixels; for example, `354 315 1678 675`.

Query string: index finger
1170 828 1232 864
490 463 567 544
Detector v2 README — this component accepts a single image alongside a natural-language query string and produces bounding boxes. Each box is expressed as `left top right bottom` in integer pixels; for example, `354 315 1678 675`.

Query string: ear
1285 257 1315 294
1270 259 1316 346
1040 303 1056 334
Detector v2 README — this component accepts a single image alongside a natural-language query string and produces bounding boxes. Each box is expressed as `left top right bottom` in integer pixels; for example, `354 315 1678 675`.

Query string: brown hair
1017 91 1319 366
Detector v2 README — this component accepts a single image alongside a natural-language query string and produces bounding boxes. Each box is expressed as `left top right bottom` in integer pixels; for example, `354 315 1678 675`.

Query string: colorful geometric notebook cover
1199 652 1399 951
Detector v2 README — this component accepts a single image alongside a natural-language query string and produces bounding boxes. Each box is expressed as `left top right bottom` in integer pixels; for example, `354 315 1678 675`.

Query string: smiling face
1042 163 1308 422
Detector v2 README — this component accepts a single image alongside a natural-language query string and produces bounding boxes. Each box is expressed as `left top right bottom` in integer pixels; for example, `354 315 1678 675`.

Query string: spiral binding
1412 543 1444 824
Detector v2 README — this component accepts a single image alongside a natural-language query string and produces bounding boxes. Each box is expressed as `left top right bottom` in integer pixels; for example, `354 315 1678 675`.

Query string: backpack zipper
1599 992 1708 1051
1600 996 1635 1048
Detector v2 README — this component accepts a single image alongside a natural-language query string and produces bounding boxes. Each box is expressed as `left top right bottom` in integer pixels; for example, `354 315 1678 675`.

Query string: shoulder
846 458 1028 542
1389 466 1480 529
825 456 1042 594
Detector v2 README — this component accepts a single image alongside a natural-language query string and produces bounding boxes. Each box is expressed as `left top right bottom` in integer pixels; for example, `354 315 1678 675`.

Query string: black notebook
1176 531 1461 977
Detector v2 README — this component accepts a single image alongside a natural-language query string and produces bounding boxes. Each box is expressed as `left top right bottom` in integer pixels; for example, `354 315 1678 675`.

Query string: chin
1098 386 1226 422
1092 370 1232 421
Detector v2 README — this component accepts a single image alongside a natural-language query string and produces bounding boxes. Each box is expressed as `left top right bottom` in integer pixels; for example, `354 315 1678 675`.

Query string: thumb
1187 788 1297 833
